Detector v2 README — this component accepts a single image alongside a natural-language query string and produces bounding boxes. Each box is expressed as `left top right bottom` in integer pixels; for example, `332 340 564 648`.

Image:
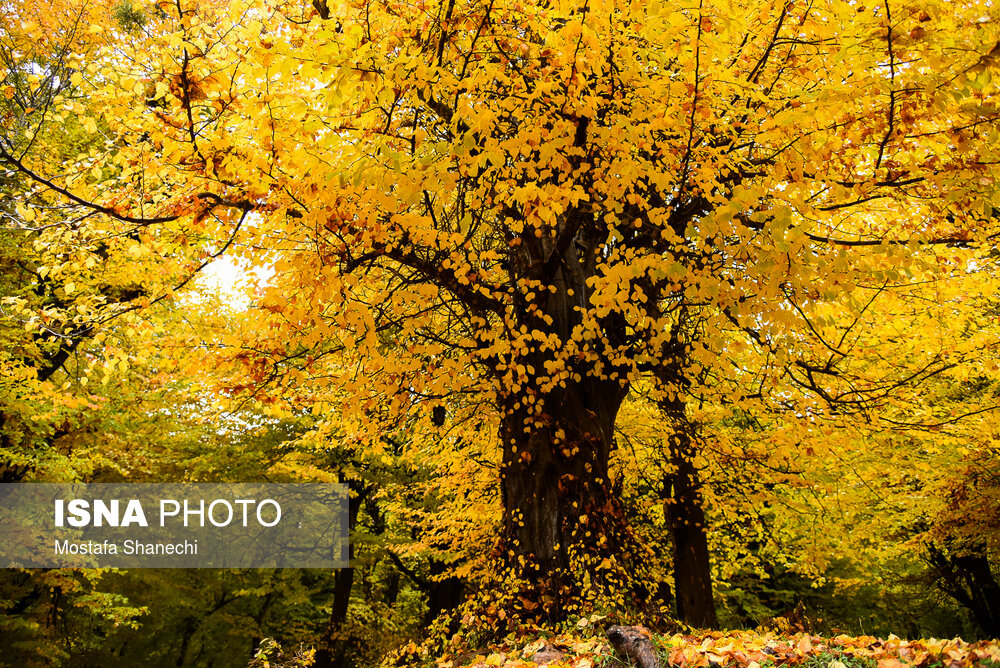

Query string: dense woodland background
2 0 999 665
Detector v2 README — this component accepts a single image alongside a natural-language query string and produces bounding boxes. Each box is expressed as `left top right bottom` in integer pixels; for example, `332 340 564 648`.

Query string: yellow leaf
15 203 35 222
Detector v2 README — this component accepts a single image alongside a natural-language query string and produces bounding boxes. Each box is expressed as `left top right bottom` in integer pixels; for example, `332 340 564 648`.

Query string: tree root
606 625 660 668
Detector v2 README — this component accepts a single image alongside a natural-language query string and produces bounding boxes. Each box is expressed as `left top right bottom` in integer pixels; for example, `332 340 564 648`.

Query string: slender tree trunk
423 559 465 626
175 616 198 668
313 484 367 668
664 440 717 628
658 375 717 628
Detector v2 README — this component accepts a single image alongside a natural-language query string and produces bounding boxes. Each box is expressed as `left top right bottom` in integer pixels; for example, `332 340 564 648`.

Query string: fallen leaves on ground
435 629 1000 668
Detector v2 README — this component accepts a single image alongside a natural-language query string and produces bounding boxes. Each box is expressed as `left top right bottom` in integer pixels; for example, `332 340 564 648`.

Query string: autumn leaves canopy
3 0 1000 630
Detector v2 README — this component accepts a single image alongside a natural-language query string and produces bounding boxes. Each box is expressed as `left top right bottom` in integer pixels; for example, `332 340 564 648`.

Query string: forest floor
433 628 1000 668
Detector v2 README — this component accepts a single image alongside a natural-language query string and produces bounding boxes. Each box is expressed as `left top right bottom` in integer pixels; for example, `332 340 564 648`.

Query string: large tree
6 0 1000 627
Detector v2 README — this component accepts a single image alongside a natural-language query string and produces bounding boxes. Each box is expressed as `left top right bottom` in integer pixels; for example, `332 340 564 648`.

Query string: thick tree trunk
498 378 641 621
499 377 626 569
492 226 656 622
487 195 682 625
928 543 1000 638
958 552 1000 638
